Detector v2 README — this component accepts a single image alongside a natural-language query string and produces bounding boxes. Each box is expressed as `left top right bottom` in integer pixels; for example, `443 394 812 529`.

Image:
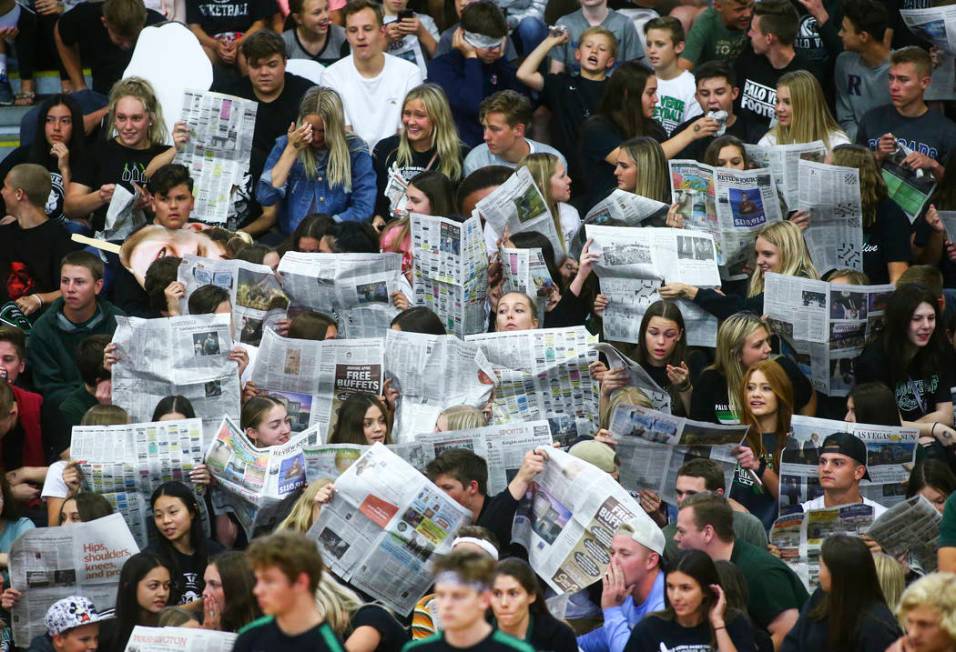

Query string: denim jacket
256 133 377 234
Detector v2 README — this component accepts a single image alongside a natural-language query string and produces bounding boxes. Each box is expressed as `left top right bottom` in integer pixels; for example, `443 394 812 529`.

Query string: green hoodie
26 297 125 405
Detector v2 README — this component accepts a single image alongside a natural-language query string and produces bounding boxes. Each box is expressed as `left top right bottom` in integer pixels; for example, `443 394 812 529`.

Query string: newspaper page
670 161 783 276
764 272 893 394
797 159 864 273
865 495 941 573
593 343 671 414
500 246 554 325
881 149 938 222
70 418 206 548
901 5 956 55
410 213 489 337
511 447 661 594
586 224 720 347
306 443 471 614
174 89 258 224
251 328 384 436
178 255 289 346
779 415 918 512
466 326 600 438
111 314 241 434
302 442 431 483
609 405 748 504
940 210 956 240
9 514 138 645
99 184 146 241
476 167 565 260
584 189 668 227
745 141 827 210
383 330 496 442
769 504 875 590
125 626 238 652
206 417 310 537
278 252 405 338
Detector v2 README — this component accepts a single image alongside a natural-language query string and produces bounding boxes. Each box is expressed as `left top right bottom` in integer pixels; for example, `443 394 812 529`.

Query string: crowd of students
1 0 956 648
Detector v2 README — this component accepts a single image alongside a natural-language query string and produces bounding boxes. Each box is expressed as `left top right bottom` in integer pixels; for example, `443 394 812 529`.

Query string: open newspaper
383 330 496 442
779 416 918 512
770 504 875 590
307 443 471 614
111 313 241 434
881 148 938 222
586 224 720 347
9 514 138 645
584 189 668 227
206 417 310 537
900 5 956 55
99 184 146 241
71 418 207 547
500 246 554 325
512 447 660 594
410 213 488 337
466 326 599 438
609 404 748 503
178 255 289 346
174 89 257 224
251 328 384 436
278 252 405 338
670 161 783 277
476 167 565 260
593 343 671 414
796 160 864 273
125 626 238 652
866 495 941 573
745 141 827 210
764 272 893 395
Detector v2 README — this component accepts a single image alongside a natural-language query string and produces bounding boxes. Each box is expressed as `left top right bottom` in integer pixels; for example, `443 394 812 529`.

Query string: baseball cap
820 432 871 481
619 516 666 557
569 440 618 475
45 596 109 636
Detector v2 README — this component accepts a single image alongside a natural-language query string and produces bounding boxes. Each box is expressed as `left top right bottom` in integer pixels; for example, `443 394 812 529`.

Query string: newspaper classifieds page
307 443 471 614
500 246 554 325
206 417 310 537
609 405 747 503
745 141 827 210
593 343 671 414
411 213 489 337
251 329 384 437
125 626 238 652
177 255 289 346
465 326 600 438
797 159 864 274
476 167 565 260
10 514 138 645
764 273 893 394
110 314 241 434
511 448 661 594
584 188 668 227
174 90 257 224
383 330 496 442
866 495 941 573
278 252 405 338
586 224 720 347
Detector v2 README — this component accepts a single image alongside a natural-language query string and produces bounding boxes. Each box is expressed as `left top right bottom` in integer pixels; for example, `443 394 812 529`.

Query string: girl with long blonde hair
613 136 670 204
520 153 579 255
758 71 849 150
315 572 410 651
257 86 376 234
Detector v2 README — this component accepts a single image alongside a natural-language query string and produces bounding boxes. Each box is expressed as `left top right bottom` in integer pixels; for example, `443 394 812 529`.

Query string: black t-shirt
186 0 274 38
0 220 77 304
56 3 166 94
371 135 468 218
781 588 901 652
72 139 170 230
729 431 780 530
854 340 954 422
541 73 606 178
862 198 912 285
887 0 932 49
349 605 409 652
524 613 578 652
405 630 535 652
671 114 767 161
147 539 225 604
735 49 813 133
624 613 754 652
0 147 69 224
235 618 345 652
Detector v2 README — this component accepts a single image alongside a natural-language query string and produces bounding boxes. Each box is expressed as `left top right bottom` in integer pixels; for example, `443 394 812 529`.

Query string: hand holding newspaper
476 167 565 261
500 245 554 325
99 184 146 241
584 188 668 227
866 495 942 573
593 343 671 413
124 626 238 652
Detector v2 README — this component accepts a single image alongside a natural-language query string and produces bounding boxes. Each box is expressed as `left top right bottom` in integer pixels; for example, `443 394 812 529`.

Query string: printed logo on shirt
715 37 747 59
197 1 250 16
847 73 864 96
866 136 940 160
121 162 149 185
660 645 713 651
795 14 823 54
896 375 939 414
740 79 776 119
654 95 687 134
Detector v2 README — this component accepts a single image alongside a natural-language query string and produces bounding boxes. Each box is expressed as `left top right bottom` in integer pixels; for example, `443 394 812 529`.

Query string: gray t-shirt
463 138 567 175
282 26 349 67
548 9 644 73
834 51 891 143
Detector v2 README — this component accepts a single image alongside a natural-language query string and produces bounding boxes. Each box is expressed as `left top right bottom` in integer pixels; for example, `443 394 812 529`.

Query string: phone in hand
398 9 415 20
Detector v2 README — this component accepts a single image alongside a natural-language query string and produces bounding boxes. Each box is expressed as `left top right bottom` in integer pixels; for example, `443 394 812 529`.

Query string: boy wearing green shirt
679 0 754 70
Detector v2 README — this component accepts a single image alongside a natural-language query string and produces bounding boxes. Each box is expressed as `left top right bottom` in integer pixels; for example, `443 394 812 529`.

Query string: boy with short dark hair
679 0 753 70
148 164 195 230
643 17 701 136
58 334 112 431
835 0 891 142
0 326 26 385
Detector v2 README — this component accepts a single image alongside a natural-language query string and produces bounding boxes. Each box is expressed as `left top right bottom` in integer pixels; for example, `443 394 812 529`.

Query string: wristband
33 295 42 309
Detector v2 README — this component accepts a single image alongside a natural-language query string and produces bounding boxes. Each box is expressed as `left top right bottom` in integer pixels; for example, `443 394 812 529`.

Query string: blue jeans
514 16 547 56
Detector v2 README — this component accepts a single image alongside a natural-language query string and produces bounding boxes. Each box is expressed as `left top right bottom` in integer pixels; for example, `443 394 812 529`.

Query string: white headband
434 571 489 590
452 536 499 560
463 30 505 50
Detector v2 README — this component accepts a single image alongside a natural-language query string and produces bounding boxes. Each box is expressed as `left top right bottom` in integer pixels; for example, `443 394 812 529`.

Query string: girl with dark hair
241 396 293 447
632 300 691 415
625 549 753 652
187 284 231 316
59 492 114 525
328 394 391 445
147 481 223 604
288 310 339 340
152 395 197 422
287 213 334 253
102 552 172 652
390 306 447 334
201 551 262 632
855 284 956 445
906 459 956 513
380 170 457 277
844 382 901 426
490 558 577 652
781 534 900 652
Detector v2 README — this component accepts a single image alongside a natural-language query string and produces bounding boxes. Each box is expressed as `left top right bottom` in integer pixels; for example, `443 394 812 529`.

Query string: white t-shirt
323 53 424 150
654 70 702 136
757 129 851 150
800 494 887 519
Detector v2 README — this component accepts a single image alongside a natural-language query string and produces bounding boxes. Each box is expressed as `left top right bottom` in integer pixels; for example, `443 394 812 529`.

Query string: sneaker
0 75 13 106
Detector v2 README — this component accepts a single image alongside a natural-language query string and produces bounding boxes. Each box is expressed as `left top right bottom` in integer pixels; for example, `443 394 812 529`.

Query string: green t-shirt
663 510 769 562
682 8 749 66
730 540 809 629
940 492 956 547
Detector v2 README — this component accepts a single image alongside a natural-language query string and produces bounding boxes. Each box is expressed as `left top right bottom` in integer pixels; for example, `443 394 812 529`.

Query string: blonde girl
758 71 849 150
520 153 580 255
315 572 410 651
613 136 670 204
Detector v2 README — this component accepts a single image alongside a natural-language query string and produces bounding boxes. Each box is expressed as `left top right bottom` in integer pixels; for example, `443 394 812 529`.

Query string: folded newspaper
10 514 138 645
125 626 238 652
865 495 941 573
593 343 671 414
307 443 471 614
499 245 554 326
797 159 863 273
98 184 146 241
476 166 565 260
584 188 668 227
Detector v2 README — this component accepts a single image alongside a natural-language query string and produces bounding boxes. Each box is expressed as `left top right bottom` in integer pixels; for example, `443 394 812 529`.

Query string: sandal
14 91 35 106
